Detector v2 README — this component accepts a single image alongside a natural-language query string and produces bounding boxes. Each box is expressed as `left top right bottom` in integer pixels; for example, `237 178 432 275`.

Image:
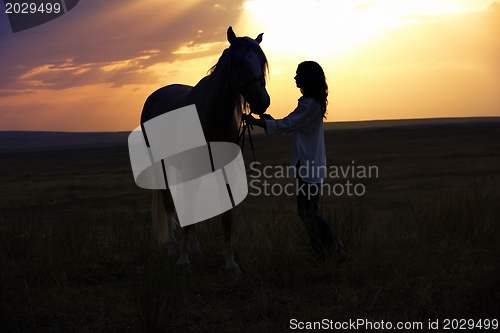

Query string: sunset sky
0 0 499 132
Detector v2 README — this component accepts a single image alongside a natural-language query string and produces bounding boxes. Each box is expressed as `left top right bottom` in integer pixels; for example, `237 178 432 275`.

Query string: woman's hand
242 114 256 125
243 114 268 128
259 114 274 120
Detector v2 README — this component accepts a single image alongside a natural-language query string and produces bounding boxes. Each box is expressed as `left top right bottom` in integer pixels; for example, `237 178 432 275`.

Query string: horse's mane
207 37 269 115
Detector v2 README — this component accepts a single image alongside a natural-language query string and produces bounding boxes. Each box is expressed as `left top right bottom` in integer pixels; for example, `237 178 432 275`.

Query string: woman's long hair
297 61 328 119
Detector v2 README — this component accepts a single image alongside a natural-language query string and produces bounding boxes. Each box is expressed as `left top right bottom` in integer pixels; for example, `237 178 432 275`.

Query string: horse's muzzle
248 91 270 115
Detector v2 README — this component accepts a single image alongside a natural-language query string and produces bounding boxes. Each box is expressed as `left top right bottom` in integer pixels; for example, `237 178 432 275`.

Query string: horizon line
1 116 500 133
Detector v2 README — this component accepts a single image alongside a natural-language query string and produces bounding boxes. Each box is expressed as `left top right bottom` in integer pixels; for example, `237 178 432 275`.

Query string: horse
140 26 270 275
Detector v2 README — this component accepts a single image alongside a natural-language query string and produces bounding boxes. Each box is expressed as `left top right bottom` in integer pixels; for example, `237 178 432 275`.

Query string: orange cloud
0 0 247 96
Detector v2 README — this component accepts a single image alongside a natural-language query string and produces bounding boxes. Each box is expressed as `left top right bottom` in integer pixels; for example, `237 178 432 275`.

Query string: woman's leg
296 177 344 260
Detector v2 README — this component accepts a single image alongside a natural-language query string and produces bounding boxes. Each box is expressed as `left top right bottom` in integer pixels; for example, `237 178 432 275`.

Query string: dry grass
1 125 499 332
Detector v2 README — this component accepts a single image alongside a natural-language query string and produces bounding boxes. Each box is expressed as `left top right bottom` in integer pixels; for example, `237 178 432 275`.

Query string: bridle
229 43 266 173
228 43 266 97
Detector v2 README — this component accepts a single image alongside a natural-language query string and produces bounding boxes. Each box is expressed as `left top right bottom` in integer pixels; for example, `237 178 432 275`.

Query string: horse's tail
152 190 168 245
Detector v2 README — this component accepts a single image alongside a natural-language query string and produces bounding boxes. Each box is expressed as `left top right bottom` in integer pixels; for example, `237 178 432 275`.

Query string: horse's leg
222 209 242 275
189 225 201 255
174 162 201 272
175 225 191 272
166 214 177 258
153 190 177 256
152 189 168 245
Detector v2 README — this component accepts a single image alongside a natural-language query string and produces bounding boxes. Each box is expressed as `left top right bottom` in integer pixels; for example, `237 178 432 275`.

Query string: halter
228 42 266 94
228 42 264 173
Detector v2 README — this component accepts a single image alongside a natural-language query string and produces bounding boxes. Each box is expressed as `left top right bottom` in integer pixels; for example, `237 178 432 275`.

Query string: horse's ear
255 33 263 44
227 26 237 44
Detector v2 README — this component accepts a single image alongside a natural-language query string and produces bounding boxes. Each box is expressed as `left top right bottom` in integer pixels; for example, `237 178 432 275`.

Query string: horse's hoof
175 263 191 274
223 264 242 276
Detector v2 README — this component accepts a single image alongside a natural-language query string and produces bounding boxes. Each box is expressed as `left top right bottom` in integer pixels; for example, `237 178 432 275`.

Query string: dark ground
1 124 499 332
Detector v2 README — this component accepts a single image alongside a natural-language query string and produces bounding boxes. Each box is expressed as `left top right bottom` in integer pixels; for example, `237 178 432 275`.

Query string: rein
236 111 256 175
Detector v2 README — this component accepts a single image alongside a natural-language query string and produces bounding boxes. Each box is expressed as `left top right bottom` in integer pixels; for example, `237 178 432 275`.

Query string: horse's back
140 84 193 124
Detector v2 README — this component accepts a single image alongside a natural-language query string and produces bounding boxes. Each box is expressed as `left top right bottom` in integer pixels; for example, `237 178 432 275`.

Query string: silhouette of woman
246 61 347 263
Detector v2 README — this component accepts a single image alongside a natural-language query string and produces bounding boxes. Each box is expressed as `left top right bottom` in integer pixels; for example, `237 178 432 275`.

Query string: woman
245 61 347 263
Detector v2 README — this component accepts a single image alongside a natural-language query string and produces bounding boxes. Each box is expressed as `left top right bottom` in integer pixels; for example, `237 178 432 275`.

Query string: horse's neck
189 71 241 141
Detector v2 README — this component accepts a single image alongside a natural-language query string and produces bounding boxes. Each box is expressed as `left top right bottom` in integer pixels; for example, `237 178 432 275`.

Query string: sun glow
234 0 499 121
242 0 472 60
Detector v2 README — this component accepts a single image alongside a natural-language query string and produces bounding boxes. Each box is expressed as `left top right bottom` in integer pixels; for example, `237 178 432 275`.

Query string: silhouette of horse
140 27 270 274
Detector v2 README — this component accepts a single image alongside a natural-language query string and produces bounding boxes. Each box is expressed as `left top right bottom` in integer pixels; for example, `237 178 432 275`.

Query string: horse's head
227 27 270 116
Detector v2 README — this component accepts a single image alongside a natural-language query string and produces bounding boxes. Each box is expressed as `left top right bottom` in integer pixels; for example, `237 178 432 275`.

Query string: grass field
1 124 499 332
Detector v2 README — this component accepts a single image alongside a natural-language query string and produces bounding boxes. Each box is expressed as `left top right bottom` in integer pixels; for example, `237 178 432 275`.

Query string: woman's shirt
264 96 326 183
